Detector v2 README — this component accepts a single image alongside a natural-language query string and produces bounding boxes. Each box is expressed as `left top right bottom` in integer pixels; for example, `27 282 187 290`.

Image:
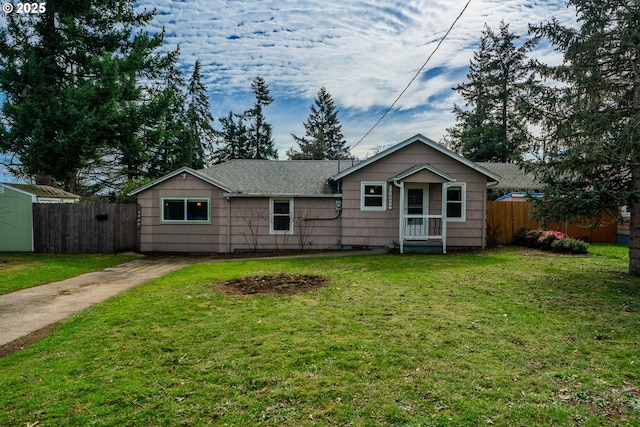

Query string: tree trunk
629 152 640 276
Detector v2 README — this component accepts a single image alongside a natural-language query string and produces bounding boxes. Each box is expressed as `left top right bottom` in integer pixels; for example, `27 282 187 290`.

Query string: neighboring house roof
332 134 501 182
199 159 347 196
1 183 81 200
478 163 541 190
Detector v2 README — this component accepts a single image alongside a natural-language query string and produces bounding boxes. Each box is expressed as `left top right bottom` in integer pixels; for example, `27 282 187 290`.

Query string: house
129 134 501 254
0 183 81 252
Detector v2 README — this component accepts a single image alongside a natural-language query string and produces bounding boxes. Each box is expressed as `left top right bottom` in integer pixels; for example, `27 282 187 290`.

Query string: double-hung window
360 182 386 211
161 198 210 223
270 198 293 234
445 183 466 222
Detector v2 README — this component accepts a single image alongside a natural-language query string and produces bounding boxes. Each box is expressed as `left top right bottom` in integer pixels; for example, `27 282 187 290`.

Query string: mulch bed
220 274 327 295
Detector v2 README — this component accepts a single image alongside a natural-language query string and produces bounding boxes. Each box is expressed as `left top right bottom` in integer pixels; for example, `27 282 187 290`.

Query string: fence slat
487 201 617 245
32 203 139 254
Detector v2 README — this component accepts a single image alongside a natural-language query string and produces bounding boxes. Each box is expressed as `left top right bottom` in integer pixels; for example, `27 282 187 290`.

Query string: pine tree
287 87 349 160
445 21 538 163
0 1 166 191
186 59 217 169
245 76 277 159
144 58 190 177
213 112 251 164
528 0 640 275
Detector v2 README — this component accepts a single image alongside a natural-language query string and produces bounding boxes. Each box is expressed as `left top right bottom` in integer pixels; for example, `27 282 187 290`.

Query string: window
445 183 466 222
361 182 386 211
161 198 209 223
271 198 293 234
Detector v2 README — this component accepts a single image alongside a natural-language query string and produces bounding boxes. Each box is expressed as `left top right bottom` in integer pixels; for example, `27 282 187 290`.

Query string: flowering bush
513 228 588 254
536 230 569 250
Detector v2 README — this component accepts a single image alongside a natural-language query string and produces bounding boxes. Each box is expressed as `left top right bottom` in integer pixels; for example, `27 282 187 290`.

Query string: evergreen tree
144 58 190 177
445 21 538 163
186 59 217 169
287 87 349 160
0 1 166 191
528 0 640 275
213 112 251 164
245 76 277 159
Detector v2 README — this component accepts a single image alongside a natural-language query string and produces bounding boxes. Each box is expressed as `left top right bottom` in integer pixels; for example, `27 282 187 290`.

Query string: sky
1 0 578 182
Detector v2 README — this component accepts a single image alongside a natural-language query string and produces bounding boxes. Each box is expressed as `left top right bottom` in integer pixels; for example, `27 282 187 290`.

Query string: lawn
0 253 138 295
1 245 639 426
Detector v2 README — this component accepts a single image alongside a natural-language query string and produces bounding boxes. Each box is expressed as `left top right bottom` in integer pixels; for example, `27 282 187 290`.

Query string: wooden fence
33 203 139 254
486 201 618 245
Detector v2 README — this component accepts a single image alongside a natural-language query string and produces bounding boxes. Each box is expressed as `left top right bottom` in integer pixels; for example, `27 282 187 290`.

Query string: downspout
393 179 404 253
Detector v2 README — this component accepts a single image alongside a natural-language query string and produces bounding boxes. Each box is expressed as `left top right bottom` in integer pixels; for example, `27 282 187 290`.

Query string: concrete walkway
0 257 193 347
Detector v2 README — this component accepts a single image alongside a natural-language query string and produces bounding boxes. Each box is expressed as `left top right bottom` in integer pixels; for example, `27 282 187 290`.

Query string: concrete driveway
0 256 193 348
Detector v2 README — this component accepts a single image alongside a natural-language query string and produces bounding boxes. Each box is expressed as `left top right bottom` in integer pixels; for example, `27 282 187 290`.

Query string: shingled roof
477 163 540 190
198 159 355 196
2 183 81 200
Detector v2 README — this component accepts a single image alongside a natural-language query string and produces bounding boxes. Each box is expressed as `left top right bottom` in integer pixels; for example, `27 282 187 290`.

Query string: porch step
392 240 444 254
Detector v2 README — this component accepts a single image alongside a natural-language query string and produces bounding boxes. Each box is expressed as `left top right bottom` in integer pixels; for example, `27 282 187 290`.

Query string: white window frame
360 182 387 211
270 198 294 235
444 182 466 222
161 197 210 223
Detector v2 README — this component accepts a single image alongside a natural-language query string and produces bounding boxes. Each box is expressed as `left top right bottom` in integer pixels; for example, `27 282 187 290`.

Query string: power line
349 0 473 152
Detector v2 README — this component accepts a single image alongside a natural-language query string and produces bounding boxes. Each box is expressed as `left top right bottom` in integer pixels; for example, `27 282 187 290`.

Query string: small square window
361 182 386 211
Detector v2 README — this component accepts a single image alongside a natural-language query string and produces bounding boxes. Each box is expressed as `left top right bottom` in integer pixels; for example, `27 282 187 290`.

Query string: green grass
1 245 639 426
0 253 138 295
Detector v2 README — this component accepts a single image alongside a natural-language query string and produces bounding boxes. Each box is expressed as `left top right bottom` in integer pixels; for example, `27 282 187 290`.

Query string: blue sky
1 0 577 182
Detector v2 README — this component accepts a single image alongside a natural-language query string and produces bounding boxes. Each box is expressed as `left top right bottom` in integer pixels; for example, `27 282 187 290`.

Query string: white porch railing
403 214 443 239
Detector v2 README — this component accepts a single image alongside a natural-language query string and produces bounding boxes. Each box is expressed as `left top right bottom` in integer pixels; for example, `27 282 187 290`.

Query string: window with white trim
161 198 209 223
270 198 294 234
445 183 466 222
360 182 386 211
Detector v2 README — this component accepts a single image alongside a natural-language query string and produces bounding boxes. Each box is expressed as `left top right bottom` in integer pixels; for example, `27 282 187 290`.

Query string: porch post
398 181 405 254
442 183 447 254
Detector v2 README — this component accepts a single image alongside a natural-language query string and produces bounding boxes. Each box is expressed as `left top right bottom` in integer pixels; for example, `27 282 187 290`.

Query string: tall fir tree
186 59 217 169
213 112 251 164
445 21 538 163
287 87 349 160
144 57 190 177
0 0 167 191
528 0 640 275
245 76 277 159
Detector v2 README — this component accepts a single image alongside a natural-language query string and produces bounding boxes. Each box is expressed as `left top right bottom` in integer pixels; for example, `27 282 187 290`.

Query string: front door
404 186 428 237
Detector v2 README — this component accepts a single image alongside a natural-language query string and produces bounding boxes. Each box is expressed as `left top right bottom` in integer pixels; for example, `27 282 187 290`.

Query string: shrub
551 238 589 254
513 228 544 247
513 229 587 254
537 230 569 251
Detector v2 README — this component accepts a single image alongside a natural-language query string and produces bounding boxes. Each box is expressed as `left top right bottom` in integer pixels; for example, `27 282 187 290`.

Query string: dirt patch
221 274 327 295
0 324 59 359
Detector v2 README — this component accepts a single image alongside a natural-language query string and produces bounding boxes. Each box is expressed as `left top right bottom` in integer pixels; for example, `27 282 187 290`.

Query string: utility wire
349 0 473 152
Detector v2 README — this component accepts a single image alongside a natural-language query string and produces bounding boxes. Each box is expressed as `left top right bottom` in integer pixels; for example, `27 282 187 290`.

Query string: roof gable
389 163 456 183
332 134 501 182
127 167 234 196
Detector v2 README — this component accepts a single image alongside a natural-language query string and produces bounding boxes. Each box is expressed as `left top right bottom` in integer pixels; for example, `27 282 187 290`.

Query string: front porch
390 163 457 254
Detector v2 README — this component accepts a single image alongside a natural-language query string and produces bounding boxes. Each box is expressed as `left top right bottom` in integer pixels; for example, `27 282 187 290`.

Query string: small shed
0 183 80 252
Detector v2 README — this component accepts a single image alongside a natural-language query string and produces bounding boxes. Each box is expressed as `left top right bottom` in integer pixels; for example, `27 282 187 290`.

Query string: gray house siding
137 175 227 253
